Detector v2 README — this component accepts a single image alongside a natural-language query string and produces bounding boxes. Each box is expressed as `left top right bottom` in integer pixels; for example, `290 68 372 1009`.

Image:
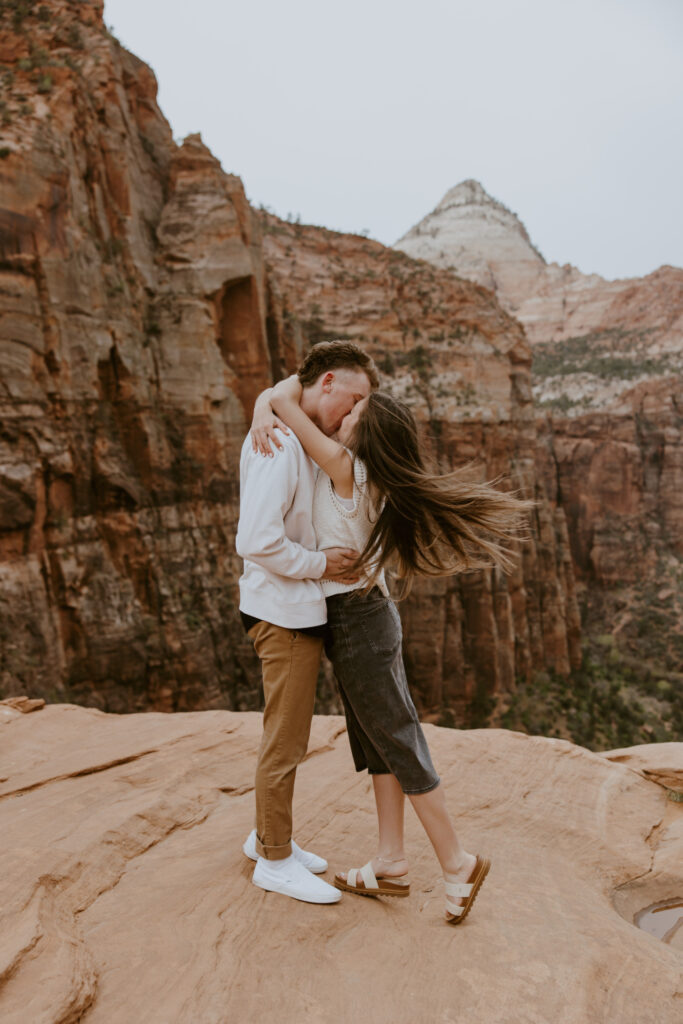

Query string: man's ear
321 371 334 392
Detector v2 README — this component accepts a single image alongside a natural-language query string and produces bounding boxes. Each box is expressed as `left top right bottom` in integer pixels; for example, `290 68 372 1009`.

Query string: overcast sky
104 0 682 281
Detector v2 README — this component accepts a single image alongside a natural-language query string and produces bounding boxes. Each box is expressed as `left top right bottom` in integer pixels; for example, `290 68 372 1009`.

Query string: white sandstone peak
436 178 512 213
394 179 545 290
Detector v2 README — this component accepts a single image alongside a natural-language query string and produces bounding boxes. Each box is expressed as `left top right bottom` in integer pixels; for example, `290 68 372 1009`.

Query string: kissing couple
236 341 529 923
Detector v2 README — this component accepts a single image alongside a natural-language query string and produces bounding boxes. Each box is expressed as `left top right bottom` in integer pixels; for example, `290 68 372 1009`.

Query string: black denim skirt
325 588 440 795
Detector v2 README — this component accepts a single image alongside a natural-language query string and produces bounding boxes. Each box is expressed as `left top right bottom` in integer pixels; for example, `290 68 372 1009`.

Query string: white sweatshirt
236 431 327 629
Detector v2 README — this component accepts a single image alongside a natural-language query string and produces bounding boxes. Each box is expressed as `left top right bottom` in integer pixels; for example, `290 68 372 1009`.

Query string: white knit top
312 457 389 598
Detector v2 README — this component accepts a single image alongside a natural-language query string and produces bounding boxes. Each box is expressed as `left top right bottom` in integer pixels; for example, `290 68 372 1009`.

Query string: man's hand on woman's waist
322 547 360 584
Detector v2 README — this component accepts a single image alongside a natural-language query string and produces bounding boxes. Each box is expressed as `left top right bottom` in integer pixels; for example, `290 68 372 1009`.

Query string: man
236 341 379 904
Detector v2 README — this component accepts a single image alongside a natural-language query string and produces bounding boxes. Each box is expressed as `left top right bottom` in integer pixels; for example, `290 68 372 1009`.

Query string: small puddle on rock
634 898 683 943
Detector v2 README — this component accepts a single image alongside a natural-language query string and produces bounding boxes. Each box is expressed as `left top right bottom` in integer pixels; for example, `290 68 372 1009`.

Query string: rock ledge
1 705 681 1023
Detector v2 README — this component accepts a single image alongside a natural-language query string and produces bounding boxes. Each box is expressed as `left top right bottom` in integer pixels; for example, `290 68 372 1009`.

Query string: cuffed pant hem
255 836 292 860
402 776 441 796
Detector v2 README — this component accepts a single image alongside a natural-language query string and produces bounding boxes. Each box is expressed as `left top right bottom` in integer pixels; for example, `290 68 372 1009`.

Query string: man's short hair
297 340 379 390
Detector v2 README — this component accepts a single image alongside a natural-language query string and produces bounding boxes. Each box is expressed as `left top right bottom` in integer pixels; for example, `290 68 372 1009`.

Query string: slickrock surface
602 742 683 794
0 704 681 1023
0 695 45 717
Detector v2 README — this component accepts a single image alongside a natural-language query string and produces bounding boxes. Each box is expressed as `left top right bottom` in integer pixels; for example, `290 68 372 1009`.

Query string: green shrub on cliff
495 627 681 750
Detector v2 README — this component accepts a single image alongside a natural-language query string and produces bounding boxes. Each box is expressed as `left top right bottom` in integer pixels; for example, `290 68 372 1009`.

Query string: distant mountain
395 179 546 298
395 180 683 415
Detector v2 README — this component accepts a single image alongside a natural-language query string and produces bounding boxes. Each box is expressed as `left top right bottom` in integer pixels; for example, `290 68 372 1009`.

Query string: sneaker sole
252 877 341 904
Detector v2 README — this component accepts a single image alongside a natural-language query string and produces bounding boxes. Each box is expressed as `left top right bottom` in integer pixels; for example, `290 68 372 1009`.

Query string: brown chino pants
249 621 323 860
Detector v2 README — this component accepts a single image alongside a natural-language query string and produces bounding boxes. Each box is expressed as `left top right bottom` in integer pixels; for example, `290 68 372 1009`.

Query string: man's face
337 396 369 445
309 369 372 437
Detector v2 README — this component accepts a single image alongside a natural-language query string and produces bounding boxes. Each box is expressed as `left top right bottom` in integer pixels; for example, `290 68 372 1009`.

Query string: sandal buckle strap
444 881 474 898
360 861 378 889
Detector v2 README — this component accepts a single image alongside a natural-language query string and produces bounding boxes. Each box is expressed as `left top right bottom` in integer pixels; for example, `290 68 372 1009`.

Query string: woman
252 375 530 924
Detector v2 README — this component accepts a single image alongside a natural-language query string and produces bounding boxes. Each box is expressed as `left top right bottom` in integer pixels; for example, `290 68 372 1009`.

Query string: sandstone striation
0 1 275 712
602 741 683 794
536 377 683 583
0 704 681 1023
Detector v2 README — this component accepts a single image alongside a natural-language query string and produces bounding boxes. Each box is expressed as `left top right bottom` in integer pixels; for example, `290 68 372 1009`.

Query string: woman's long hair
350 392 533 588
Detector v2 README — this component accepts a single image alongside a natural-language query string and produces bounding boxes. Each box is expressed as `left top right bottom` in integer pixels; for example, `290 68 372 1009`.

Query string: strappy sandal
444 855 491 924
334 861 410 898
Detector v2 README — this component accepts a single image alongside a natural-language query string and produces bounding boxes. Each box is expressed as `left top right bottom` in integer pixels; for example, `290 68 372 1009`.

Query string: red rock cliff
0 1 580 719
0 0 276 711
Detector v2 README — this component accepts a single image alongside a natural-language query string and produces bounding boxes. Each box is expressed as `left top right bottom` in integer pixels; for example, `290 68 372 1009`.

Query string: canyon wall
0 1 580 719
0 0 276 711
397 181 683 681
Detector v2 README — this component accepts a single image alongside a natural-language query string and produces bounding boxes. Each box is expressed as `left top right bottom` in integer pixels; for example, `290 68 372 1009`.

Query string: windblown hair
297 340 379 390
349 392 533 588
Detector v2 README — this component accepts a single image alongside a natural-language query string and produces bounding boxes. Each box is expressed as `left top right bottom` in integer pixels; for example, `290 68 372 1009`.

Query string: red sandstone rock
602 742 683 794
0 4 582 719
536 377 683 584
0 696 45 713
0 1 271 712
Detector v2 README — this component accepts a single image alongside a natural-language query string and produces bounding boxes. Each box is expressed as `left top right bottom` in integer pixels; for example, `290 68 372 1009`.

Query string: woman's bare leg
407 784 473 872
337 773 409 880
370 774 409 876
408 783 477 908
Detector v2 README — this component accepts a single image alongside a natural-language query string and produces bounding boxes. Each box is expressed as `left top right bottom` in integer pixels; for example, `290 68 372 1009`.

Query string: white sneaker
252 855 341 904
242 829 328 873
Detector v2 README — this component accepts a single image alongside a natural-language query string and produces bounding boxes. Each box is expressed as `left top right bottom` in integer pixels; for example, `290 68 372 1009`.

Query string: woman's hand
271 374 303 409
250 388 290 457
